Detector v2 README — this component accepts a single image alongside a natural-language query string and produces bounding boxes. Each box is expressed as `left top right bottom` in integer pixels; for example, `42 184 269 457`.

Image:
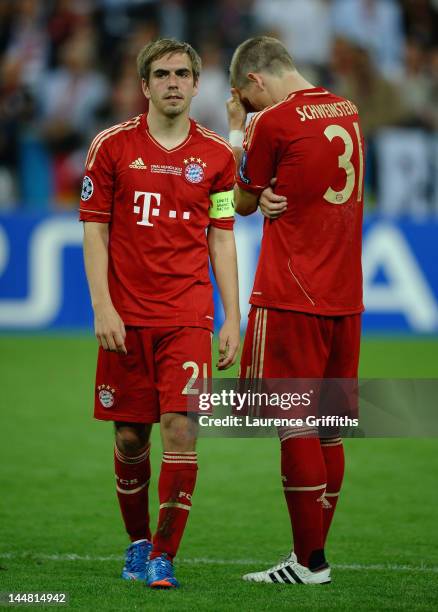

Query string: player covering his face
226 36 364 585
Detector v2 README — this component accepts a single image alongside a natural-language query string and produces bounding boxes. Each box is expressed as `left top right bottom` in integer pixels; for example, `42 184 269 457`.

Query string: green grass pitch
1 336 438 611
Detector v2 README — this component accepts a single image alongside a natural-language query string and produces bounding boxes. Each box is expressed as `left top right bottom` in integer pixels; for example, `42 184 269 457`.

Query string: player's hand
259 178 288 219
226 88 247 131
94 303 127 354
217 317 240 370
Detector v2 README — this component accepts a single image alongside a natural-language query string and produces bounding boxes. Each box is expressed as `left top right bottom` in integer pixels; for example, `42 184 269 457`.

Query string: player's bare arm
226 89 255 217
236 177 288 218
83 222 127 354
226 89 286 218
207 226 240 370
236 174 288 218
234 186 258 216
226 88 247 168
259 178 288 220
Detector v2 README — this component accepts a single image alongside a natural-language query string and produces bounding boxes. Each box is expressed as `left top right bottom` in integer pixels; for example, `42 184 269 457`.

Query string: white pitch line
0 553 437 573
334 562 438 573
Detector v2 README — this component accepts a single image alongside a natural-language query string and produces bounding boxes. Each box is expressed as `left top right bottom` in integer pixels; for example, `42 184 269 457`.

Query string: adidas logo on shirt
129 157 147 169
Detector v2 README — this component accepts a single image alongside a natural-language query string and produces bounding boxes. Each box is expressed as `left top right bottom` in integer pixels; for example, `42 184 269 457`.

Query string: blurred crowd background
1 0 437 213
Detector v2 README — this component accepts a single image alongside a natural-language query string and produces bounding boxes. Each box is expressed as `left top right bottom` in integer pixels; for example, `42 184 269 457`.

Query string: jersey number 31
323 122 364 205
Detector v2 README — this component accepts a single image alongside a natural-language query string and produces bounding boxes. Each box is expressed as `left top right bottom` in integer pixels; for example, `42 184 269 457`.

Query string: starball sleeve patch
81 176 94 201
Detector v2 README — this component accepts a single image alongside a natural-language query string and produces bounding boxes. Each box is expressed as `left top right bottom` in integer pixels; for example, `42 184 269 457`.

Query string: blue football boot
147 553 179 589
121 539 152 580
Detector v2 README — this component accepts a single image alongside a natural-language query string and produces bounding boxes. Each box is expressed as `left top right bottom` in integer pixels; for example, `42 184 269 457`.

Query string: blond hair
230 36 295 89
137 38 202 83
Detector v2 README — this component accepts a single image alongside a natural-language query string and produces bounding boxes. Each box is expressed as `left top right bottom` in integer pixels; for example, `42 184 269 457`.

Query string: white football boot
242 552 331 584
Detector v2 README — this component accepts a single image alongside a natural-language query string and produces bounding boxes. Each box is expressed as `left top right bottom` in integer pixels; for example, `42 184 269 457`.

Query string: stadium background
1 1 438 610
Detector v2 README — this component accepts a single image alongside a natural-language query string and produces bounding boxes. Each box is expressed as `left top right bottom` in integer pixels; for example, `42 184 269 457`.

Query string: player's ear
141 78 151 100
247 72 264 91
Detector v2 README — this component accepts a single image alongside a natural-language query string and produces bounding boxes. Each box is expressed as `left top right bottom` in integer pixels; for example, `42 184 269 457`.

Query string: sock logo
317 492 332 509
178 491 192 502
116 476 139 486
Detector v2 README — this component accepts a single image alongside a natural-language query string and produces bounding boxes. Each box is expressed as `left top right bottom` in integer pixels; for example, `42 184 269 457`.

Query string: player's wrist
228 130 244 148
223 310 241 323
92 298 114 312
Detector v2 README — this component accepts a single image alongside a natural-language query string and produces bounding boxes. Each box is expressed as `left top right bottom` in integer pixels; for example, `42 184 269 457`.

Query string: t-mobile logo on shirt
133 191 191 226
133 191 161 226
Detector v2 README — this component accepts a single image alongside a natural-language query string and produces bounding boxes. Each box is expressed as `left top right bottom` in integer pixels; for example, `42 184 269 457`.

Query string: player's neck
271 71 316 103
146 107 191 150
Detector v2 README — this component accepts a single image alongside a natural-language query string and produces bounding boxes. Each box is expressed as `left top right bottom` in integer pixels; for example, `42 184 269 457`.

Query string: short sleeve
236 112 277 196
79 135 114 223
209 150 236 231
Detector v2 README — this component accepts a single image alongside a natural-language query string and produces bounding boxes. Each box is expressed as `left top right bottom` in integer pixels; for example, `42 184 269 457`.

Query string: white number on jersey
323 122 364 205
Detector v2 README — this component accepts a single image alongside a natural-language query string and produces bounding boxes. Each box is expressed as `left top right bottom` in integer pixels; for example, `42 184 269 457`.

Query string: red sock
320 437 345 544
280 436 327 569
114 443 151 541
150 452 198 561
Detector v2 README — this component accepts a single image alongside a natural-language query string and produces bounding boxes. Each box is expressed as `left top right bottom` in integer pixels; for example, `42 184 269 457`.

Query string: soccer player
80 38 240 589
227 36 364 584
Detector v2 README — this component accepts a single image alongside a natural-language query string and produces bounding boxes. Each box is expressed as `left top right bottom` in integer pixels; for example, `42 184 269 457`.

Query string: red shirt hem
121 316 214 332
249 296 364 317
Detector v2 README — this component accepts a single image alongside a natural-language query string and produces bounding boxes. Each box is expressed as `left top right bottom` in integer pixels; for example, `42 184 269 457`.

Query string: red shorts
240 307 361 379
239 308 361 434
94 326 212 423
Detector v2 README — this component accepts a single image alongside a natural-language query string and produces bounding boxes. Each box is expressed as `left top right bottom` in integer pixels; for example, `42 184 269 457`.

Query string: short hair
230 36 295 89
137 38 202 84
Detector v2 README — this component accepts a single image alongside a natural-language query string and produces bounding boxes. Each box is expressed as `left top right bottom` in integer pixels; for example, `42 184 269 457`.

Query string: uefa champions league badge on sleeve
183 156 207 184
97 384 116 409
81 176 94 201
239 151 251 184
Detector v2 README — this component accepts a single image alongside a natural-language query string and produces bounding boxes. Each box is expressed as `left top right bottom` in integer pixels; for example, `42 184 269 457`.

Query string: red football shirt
237 87 364 316
79 113 235 330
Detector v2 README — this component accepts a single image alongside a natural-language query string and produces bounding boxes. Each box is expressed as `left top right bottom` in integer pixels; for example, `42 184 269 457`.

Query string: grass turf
0 336 438 610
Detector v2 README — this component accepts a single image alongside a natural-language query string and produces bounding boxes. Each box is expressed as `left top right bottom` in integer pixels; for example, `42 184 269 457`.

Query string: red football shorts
94 326 212 423
240 307 361 379
239 308 361 435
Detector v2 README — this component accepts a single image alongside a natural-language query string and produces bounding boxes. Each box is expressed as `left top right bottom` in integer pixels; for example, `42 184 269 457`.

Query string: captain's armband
209 190 235 219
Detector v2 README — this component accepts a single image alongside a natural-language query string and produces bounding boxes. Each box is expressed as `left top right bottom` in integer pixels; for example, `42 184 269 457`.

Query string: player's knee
161 413 197 451
114 422 149 456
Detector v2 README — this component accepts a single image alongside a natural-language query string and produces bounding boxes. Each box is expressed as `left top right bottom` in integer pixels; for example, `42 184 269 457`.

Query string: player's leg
149 412 198 576
114 421 153 579
147 326 210 588
241 308 331 583
321 314 361 544
94 327 159 580
114 422 152 543
319 435 344 544
275 312 331 572
279 432 328 570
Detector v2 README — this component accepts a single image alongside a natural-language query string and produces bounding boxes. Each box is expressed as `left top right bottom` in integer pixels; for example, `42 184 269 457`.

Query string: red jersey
79 113 235 331
237 87 364 316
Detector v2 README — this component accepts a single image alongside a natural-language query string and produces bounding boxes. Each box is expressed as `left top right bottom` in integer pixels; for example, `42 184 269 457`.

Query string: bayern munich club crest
183 156 206 183
81 175 94 201
97 384 115 408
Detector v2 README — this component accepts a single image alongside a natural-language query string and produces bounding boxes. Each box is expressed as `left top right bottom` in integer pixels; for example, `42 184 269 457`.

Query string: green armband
209 190 235 219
